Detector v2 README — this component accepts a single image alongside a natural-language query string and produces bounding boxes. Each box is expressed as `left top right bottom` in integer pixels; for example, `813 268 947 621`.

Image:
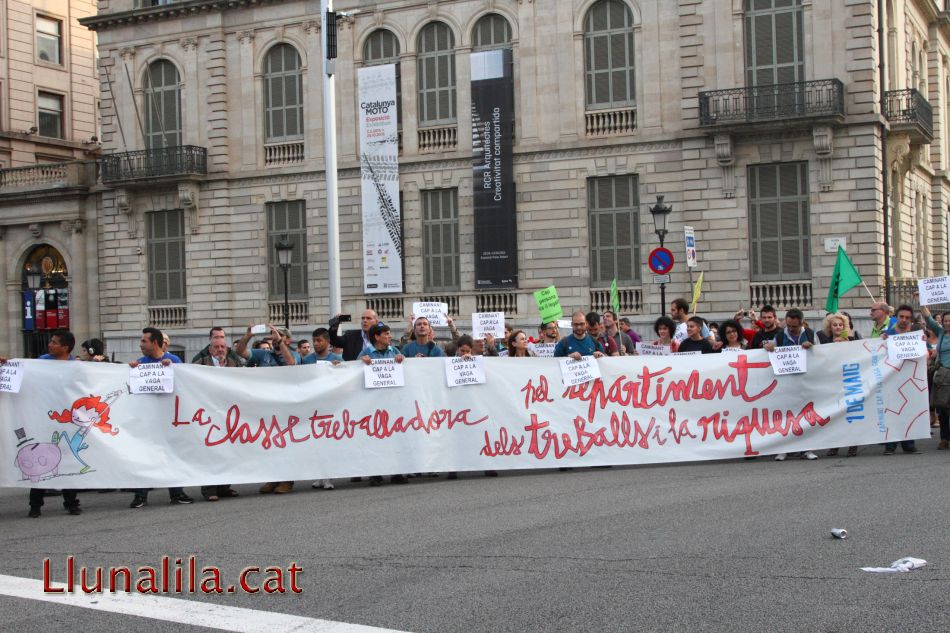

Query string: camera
339 314 352 322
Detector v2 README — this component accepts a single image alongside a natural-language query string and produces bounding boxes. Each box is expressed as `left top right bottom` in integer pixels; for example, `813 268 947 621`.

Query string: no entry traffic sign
648 247 674 275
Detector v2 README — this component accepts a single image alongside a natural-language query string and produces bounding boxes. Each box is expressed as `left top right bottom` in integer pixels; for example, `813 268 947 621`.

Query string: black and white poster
471 49 517 289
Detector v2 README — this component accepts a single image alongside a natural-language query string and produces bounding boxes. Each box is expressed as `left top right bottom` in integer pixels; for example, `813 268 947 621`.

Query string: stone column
66 219 88 342
0 226 10 353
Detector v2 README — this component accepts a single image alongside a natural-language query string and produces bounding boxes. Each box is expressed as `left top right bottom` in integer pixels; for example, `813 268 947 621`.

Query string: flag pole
861 281 877 301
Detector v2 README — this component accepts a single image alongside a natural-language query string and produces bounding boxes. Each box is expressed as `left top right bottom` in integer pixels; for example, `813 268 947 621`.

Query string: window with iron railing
263 44 304 143
266 201 308 300
422 188 460 292
143 59 181 148
583 0 636 110
147 209 186 305
417 22 456 126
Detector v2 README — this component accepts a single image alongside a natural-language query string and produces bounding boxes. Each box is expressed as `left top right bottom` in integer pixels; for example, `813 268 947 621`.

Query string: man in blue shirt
401 317 445 358
880 304 923 455
301 328 343 365
1 329 82 517
554 311 605 359
128 327 194 508
235 324 297 367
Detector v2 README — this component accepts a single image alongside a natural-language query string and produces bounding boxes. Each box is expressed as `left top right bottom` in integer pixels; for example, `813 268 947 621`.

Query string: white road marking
0 574 411 633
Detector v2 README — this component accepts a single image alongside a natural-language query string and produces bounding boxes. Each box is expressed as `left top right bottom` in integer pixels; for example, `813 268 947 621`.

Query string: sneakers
311 479 334 490
170 494 194 505
259 482 277 494
801 451 818 460
66 505 82 516
774 453 787 461
904 448 923 454
129 496 147 509
28 507 41 518
273 482 294 494
938 440 949 450
883 449 895 455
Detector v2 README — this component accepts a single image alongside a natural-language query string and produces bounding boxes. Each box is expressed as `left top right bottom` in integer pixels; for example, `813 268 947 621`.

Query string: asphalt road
1 437 948 633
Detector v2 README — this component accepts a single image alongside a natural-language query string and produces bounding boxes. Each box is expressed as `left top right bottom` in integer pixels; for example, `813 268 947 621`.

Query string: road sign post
648 247 675 313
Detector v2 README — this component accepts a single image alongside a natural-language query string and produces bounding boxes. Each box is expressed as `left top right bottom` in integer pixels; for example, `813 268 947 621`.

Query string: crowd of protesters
1 294 945 518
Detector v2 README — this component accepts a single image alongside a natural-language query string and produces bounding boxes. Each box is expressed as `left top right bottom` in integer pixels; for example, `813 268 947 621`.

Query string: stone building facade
79 0 950 360
0 0 100 356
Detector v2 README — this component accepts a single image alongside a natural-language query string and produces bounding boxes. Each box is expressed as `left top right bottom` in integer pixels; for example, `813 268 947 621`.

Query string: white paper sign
886 331 927 361
674 351 702 356
531 343 556 358
769 345 807 375
444 356 486 387
636 343 671 356
918 276 950 305
471 312 505 339
129 363 174 394
412 302 448 327
0 361 24 394
364 358 405 389
673 326 688 344
720 346 743 354
557 319 572 329
558 357 602 387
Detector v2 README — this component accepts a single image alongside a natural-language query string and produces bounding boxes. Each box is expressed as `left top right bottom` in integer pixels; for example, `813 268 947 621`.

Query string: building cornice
79 0 289 32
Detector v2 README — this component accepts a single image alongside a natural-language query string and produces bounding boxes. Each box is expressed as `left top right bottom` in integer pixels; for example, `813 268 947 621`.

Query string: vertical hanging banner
358 64 403 294
471 48 517 289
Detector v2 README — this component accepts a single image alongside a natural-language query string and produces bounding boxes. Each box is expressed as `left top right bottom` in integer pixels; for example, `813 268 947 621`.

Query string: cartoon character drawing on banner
47 390 123 474
13 427 62 483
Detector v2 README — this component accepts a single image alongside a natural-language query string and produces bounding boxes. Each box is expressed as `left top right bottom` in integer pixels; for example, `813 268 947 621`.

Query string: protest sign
0 343 930 488
412 302 448 327
0 361 24 394
444 356 486 387
886 331 927 361
719 346 743 354
531 343 556 358
636 343 671 356
558 356 601 387
674 351 702 357
364 359 405 389
918 276 950 306
534 286 563 323
769 345 807 375
472 312 505 339
129 363 174 394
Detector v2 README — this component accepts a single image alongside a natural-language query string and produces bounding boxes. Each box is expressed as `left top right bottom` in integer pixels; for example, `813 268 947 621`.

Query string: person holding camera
329 310 378 361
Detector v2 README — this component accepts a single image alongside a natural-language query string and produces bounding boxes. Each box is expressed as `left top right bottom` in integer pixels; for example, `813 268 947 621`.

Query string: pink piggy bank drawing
15 442 62 482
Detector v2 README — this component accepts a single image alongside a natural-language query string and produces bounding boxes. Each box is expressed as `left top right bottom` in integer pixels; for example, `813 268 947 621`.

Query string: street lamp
275 236 294 331
25 266 43 292
649 195 673 311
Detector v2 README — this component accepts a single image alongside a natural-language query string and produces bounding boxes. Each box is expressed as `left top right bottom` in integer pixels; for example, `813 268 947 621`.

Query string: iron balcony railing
101 145 207 183
699 79 845 126
883 88 934 141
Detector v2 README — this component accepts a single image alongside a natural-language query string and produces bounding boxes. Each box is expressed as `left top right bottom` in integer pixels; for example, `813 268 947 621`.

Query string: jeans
883 440 917 452
939 408 949 441
30 488 78 510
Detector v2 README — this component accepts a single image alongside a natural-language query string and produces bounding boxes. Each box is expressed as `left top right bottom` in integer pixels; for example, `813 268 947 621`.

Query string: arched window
143 59 181 148
263 43 304 142
472 13 512 50
364 29 402 128
417 22 456 126
584 0 636 109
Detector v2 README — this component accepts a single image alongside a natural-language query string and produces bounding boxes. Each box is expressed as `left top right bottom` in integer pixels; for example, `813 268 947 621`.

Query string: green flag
610 278 620 314
825 246 863 313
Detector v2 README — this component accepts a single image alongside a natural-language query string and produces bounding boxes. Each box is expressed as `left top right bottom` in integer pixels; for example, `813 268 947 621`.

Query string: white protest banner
769 345 807 375
471 312 505 339
359 64 403 294
412 302 448 327
636 343 671 356
0 361 24 394
531 343 556 358
917 275 950 305
886 331 927 361
364 359 405 389
444 356 486 387
0 343 931 487
129 363 174 394
558 356 602 387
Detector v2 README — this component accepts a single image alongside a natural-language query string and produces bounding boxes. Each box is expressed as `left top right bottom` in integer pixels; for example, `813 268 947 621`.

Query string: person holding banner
652 316 679 352
920 303 950 449
554 312 605 359
358 324 405 362
749 305 781 349
329 310 379 361
401 317 445 358
300 328 343 365
604 310 636 354
868 302 895 339
877 305 925 456
587 312 620 356
129 328 195 507
193 339 241 501
1 331 84 517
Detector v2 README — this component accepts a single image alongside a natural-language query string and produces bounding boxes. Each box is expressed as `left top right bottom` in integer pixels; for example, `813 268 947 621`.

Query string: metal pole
283 266 290 331
658 232 666 314
321 0 342 317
